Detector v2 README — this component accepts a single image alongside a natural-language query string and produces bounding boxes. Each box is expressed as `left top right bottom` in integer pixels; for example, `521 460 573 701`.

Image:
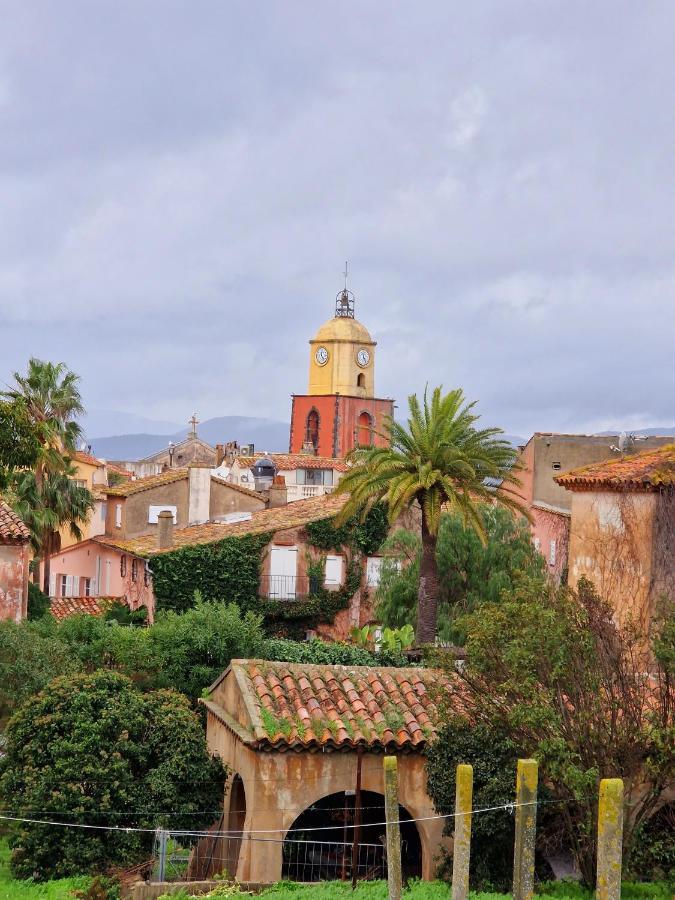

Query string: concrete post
452 764 473 900
512 759 538 900
383 756 402 900
596 778 624 900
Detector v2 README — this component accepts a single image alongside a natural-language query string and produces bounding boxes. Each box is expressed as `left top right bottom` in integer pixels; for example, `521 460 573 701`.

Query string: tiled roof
71 451 105 467
96 493 347 557
102 469 189 496
206 659 443 753
105 462 134 478
211 475 265 500
49 596 122 620
0 500 31 544
234 453 349 473
555 445 675 491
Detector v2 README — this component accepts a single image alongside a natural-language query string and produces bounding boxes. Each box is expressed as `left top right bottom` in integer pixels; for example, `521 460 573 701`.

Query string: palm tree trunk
42 531 52 596
416 515 439 644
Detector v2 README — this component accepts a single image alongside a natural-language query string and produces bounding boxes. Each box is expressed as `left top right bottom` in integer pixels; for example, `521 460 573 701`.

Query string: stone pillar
157 510 174 550
513 759 538 900
384 756 402 900
596 778 623 900
268 476 288 508
452 764 473 900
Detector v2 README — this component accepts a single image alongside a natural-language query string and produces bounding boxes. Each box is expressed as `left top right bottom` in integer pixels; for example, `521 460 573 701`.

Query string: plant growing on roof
334 387 526 644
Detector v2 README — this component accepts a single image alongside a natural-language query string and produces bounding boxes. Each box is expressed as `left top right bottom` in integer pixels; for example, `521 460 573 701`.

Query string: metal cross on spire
343 260 349 291
189 413 199 436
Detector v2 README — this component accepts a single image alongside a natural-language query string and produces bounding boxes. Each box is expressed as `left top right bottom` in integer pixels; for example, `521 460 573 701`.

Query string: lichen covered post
512 758 538 900
383 755 402 900
596 778 624 900
452 763 473 900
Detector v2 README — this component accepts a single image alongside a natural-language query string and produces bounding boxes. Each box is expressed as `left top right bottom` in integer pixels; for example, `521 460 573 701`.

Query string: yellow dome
312 316 373 345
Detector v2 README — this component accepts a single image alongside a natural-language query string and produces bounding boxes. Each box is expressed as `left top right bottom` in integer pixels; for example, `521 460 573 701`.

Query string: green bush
625 802 674 882
0 670 226 880
27 582 51 620
264 637 408 668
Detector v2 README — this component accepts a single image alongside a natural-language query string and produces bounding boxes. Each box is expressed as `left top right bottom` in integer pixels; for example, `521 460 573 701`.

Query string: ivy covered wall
150 505 389 633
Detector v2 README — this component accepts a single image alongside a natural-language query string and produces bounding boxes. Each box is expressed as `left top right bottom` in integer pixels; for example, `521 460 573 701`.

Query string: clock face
315 346 329 366
356 348 370 368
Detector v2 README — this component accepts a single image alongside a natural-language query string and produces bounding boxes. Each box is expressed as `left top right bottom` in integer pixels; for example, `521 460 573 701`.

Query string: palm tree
335 387 528 644
12 466 94 594
2 359 90 592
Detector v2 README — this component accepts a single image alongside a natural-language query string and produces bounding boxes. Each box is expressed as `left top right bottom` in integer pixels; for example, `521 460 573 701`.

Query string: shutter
366 557 383 587
549 540 556 566
72 576 80 596
65 575 73 596
49 573 56 597
325 555 343 586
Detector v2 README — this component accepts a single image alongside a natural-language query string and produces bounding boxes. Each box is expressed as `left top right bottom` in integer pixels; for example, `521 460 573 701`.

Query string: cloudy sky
1 1 674 438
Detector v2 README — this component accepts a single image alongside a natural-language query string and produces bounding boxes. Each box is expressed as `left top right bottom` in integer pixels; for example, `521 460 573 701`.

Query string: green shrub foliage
0 670 226 880
26 582 51 620
305 503 389 555
264 637 407 668
151 532 272 613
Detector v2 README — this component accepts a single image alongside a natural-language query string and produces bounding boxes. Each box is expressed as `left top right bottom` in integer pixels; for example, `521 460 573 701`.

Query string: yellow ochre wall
308 316 376 398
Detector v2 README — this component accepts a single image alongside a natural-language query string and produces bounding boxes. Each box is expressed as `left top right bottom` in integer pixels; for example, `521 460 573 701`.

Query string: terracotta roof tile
95 493 347 557
102 468 189 496
235 453 349 473
49 596 124 620
71 451 105 467
0 500 31 543
555 444 675 491
228 659 444 752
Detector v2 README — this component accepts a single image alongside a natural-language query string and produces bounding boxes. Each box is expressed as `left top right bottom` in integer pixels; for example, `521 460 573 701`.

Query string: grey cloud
0 1 673 434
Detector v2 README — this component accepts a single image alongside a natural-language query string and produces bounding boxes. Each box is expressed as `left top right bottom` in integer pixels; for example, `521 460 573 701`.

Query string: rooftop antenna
335 260 355 318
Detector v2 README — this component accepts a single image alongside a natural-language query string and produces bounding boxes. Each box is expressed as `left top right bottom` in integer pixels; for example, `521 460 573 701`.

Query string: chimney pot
157 509 174 549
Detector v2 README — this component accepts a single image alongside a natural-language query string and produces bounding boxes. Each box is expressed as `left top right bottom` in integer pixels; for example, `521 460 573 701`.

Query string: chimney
268 474 288 508
215 444 225 467
157 509 174 549
188 464 212 525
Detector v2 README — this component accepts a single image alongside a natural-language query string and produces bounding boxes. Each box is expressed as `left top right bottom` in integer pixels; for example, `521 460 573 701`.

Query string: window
83 578 92 597
74 478 87 489
148 505 177 524
325 555 343 586
297 468 333 486
533 537 541 552
120 555 127 577
357 411 373 447
305 409 320 449
366 556 383 587
357 373 365 388
552 462 561 470
59 574 68 597
131 558 138 582
115 504 122 528
100 503 107 521
549 540 556 566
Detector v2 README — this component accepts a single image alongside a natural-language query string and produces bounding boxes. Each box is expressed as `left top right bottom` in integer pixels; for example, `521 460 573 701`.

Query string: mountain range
87 415 290 460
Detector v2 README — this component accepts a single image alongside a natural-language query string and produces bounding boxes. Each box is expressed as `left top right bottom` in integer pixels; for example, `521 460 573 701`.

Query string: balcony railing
259 574 321 600
286 484 335 502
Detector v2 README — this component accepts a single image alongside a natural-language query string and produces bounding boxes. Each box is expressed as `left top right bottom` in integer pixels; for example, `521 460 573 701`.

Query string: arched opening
305 409 320 450
282 790 422 883
223 774 246 878
357 372 366 389
357 411 373 447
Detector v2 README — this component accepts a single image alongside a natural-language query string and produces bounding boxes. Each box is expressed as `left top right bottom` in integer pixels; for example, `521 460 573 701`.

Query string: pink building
0 500 32 622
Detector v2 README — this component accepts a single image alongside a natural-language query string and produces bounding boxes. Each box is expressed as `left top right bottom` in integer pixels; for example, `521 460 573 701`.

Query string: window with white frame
115 504 122 528
83 578 92 597
533 537 541 552
59 574 68 597
100 503 107 521
324 555 343 586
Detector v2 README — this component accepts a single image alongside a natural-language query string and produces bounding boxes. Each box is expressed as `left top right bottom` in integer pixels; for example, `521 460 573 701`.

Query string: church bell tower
289 275 394 458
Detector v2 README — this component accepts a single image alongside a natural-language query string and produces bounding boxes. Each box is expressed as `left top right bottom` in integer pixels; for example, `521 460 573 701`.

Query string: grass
0 839 93 899
257 880 674 899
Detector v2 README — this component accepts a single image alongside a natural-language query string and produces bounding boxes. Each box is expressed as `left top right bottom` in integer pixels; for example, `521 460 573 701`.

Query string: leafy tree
434 577 674 885
2 359 93 593
0 399 40 489
335 387 525 643
0 670 226 880
0 619 82 724
376 506 546 643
